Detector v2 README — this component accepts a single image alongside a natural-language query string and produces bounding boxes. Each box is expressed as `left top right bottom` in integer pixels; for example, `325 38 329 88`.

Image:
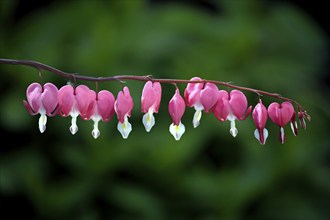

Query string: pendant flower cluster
23 78 308 144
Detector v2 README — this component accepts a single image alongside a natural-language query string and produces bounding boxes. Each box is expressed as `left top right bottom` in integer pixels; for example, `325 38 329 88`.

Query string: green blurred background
0 0 329 219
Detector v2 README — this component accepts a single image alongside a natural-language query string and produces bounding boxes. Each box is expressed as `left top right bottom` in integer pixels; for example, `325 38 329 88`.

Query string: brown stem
0 58 308 115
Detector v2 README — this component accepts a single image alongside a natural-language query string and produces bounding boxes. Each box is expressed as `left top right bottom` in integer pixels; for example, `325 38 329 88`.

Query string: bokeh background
0 0 329 219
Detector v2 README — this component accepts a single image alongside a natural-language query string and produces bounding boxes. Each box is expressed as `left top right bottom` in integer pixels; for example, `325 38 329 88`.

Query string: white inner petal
229 119 238 137
263 128 269 143
254 129 260 142
169 122 185 141
69 111 79 135
193 110 202 128
91 116 101 139
290 121 298 136
38 114 47 133
142 111 155 132
117 116 132 139
280 127 285 144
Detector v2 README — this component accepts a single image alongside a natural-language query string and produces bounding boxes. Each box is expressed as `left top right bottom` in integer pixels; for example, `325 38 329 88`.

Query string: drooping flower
212 90 252 137
89 90 115 139
200 83 219 112
141 81 162 132
267 101 294 144
23 82 59 133
252 99 268 145
115 86 134 139
58 85 95 135
184 78 218 128
169 88 186 140
298 110 307 130
290 111 298 136
184 77 204 128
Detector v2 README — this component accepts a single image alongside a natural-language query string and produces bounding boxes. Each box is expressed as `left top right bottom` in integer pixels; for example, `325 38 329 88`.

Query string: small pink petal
141 81 162 113
268 101 294 127
229 90 250 120
212 90 230 121
168 88 186 125
58 85 75 116
41 83 58 115
184 77 203 107
200 83 219 112
26 83 42 113
115 87 134 123
252 100 268 129
75 85 95 120
96 90 115 121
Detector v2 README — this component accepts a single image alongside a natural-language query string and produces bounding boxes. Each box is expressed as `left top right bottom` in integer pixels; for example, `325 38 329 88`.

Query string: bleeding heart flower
267 101 294 144
24 82 59 133
212 90 252 137
184 77 204 128
58 85 95 134
169 88 186 140
141 81 162 132
115 86 134 139
89 90 115 139
184 78 218 128
252 99 268 145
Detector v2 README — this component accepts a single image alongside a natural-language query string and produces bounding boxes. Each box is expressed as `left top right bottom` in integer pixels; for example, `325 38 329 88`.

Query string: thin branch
0 58 308 115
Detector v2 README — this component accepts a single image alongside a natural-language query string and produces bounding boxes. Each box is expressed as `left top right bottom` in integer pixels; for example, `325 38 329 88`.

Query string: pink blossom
212 90 252 137
169 88 186 140
58 85 95 134
89 90 115 139
141 81 162 132
184 77 204 128
115 87 134 139
267 101 294 144
252 99 268 145
184 78 218 128
23 82 59 133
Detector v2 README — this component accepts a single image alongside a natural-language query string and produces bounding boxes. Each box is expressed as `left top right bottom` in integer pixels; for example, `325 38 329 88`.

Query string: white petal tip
38 114 47 133
192 110 202 128
229 120 238 137
169 122 185 141
70 125 78 135
230 128 238 137
118 120 132 139
92 129 100 139
142 112 155 132
254 128 268 145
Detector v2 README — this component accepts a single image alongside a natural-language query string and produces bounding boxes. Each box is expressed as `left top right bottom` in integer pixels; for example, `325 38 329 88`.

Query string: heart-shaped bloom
252 99 268 145
115 86 134 139
184 77 204 128
184 78 218 128
169 88 186 140
212 90 252 137
58 85 95 135
141 81 162 132
23 82 59 133
268 101 294 144
89 90 115 139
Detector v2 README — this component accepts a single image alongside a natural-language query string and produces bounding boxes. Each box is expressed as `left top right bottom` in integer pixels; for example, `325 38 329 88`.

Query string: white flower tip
230 128 238 137
169 122 185 141
229 120 238 137
254 128 268 145
118 120 132 139
92 129 100 139
70 125 78 135
70 116 78 135
38 114 47 133
193 110 202 128
142 112 155 132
